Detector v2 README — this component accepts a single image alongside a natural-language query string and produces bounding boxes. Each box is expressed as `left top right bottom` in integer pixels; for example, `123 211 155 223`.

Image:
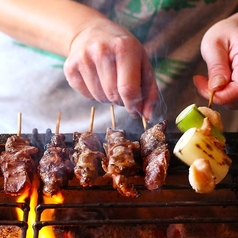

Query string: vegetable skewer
174 116 232 193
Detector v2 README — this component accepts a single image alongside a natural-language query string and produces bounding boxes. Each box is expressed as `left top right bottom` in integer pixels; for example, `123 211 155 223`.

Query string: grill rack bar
1 131 238 237
64 182 237 191
0 202 29 238
31 180 238 237
32 199 238 238
35 200 238 210
33 217 238 228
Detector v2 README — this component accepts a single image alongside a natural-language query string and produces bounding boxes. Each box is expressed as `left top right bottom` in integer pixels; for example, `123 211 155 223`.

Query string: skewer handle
110 104 116 130
208 91 215 108
55 111 61 134
142 115 147 131
89 106 95 132
17 112 22 136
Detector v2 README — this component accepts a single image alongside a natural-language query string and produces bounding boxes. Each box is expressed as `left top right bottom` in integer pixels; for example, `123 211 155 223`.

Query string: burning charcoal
167 217 238 238
0 226 21 238
65 225 166 238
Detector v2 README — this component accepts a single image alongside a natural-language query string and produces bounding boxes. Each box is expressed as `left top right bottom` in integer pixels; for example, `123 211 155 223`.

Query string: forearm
0 0 107 56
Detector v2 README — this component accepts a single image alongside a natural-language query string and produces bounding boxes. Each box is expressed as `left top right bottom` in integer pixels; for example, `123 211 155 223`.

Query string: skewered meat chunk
71 132 106 187
140 120 170 190
0 135 38 196
38 133 74 196
102 128 140 197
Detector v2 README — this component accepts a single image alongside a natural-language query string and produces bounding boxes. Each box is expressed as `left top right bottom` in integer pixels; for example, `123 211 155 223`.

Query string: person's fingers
115 37 143 117
196 18 238 107
78 55 109 103
201 25 231 91
65 51 109 103
64 57 93 99
91 43 123 106
193 75 210 99
214 81 238 105
193 75 238 105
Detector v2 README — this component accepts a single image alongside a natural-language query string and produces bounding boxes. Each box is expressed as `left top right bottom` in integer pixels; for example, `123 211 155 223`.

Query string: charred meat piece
71 132 106 187
102 128 140 197
38 133 74 196
0 135 38 196
140 120 170 190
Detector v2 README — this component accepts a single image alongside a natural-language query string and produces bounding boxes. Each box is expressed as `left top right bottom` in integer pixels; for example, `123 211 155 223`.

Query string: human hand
64 18 159 120
193 13 238 109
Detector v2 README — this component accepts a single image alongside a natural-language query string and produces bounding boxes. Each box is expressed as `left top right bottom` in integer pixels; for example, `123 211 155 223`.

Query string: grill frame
0 131 238 238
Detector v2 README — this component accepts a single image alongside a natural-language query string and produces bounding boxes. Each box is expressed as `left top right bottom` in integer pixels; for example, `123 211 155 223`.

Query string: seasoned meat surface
38 133 74 196
0 135 38 196
4 135 38 155
102 128 140 197
140 120 170 190
71 132 106 187
73 132 103 152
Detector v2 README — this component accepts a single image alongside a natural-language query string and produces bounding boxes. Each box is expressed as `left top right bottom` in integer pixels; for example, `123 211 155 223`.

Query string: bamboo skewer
89 107 95 132
110 104 116 130
0 112 23 148
55 111 61 134
142 115 147 131
17 112 22 136
208 91 215 108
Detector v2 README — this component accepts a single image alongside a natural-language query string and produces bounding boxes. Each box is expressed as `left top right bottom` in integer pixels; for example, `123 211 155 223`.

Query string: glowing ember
16 176 64 238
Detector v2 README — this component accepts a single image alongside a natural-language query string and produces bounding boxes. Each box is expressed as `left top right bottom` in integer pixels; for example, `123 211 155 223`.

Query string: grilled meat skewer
102 128 140 197
140 120 170 190
38 133 74 196
71 132 106 187
0 135 38 196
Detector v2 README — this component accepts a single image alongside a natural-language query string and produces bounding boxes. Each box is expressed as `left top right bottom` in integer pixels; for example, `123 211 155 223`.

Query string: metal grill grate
0 132 238 238
0 202 29 238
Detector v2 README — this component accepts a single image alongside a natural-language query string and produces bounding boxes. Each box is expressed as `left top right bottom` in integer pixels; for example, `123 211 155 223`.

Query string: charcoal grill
0 131 238 238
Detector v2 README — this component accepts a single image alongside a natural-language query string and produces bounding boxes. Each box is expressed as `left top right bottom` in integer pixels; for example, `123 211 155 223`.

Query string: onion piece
173 126 232 184
175 104 225 142
198 106 223 132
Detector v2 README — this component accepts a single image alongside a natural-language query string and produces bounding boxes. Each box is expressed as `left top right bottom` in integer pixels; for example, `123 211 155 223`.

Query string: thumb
201 34 231 92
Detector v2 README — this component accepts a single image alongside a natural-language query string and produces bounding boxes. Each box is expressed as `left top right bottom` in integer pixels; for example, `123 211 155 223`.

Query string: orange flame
16 177 64 238
16 177 38 238
40 191 64 238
